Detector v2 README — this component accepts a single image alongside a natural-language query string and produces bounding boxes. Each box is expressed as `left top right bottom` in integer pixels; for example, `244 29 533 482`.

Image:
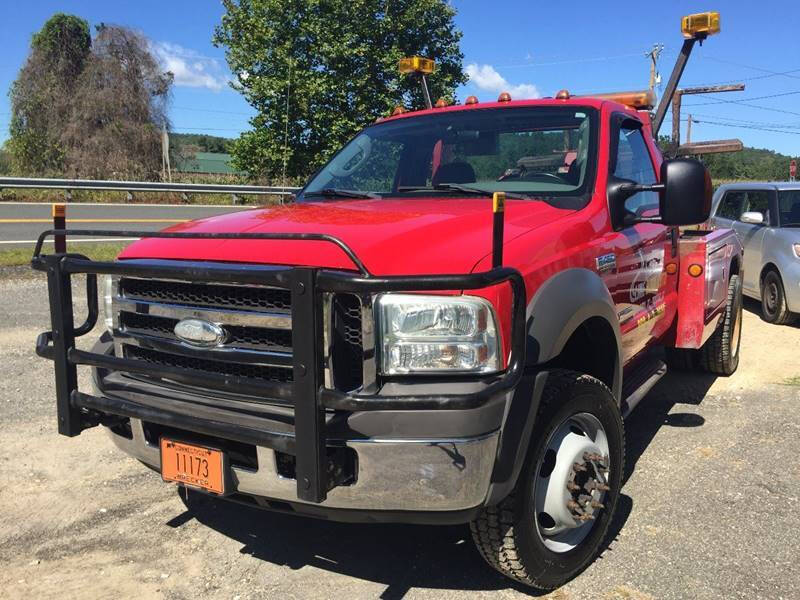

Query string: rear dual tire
665 273 743 376
470 370 624 590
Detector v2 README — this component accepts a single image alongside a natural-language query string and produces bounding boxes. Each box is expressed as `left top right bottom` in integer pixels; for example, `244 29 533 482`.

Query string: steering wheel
328 135 372 178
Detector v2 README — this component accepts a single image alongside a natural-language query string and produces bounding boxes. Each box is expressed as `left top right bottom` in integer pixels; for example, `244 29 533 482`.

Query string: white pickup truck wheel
470 370 624 590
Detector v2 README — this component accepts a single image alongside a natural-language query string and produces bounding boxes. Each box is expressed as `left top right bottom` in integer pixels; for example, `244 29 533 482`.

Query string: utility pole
686 114 693 144
669 83 744 150
645 44 664 93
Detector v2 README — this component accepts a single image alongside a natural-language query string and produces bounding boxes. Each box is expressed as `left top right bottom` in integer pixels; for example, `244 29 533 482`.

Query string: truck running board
621 358 667 417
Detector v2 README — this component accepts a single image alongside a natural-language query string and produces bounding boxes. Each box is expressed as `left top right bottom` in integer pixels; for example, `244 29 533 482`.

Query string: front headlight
101 275 117 332
377 294 500 374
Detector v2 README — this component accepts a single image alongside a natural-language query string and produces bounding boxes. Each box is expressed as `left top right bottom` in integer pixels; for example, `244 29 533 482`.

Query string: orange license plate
160 439 225 494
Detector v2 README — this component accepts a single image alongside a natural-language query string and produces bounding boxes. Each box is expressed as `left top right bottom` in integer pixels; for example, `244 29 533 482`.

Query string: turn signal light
665 263 678 275
688 264 704 277
398 56 435 75
497 92 512 102
681 11 720 39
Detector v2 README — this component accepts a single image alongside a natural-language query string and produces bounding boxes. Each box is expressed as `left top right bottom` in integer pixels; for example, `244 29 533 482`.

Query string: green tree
8 13 91 174
213 0 467 179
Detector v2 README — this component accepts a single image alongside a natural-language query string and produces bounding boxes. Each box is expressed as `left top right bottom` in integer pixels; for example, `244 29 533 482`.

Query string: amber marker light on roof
391 105 407 116
434 98 449 108
591 89 657 110
555 89 570 100
465 95 479 105
497 92 511 102
681 11 720 39
398 56 435 75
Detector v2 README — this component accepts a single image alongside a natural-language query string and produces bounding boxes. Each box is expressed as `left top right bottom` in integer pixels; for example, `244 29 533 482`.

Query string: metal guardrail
0 177 301 204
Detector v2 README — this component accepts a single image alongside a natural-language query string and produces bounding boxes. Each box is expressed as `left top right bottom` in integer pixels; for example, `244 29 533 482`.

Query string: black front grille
124 345 293 383
332 294 363 391
120 312 293 353
120 278 291 312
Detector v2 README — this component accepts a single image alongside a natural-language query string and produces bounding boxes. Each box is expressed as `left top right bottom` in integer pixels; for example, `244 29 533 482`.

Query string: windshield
778 190 800 226
298 106 598 205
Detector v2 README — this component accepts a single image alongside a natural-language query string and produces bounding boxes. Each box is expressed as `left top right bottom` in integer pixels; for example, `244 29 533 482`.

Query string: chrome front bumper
106 419 499 512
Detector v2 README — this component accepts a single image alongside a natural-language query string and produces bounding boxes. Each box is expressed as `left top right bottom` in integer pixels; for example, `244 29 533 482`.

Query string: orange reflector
434 98 448 108
497 92 511 103
591 89 656 110
52 203 66 218
688 264 703 277
665 262 678 275
465 95 479 105
391 105 407 116
556 89 570 100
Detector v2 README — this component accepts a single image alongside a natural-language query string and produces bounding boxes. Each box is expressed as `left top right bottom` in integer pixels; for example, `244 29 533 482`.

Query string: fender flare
486 268 622 505
526 268 622 398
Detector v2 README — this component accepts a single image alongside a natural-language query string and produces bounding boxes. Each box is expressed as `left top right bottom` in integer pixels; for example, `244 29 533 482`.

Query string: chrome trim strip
114 297 292 329
116 332 293 368
360 294 377 393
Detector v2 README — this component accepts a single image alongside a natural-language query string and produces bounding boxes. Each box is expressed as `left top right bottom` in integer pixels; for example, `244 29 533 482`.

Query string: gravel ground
0 274 798 600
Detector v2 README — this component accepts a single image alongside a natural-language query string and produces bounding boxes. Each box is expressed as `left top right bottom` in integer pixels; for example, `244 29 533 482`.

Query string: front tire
761 270 795 325
470 370 624 590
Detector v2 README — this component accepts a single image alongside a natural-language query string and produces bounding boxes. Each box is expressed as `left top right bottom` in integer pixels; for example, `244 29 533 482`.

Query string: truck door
606 120 676 362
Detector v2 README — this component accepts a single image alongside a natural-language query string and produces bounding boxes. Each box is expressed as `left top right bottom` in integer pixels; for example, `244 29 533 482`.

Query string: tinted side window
743 191 770 223
717 191 745 219
778 190 800 226
614 127 658 217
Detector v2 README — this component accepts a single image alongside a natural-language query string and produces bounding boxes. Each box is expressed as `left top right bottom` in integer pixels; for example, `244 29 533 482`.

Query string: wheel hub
565 452 610 521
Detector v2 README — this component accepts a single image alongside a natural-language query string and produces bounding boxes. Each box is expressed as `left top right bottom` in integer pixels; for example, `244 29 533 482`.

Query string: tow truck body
33 10 744 589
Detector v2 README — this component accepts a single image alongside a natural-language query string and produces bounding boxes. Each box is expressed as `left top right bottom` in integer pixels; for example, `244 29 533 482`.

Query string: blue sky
1 1 799 156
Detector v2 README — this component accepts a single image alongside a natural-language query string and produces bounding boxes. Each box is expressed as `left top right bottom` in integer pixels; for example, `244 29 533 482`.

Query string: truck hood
119 197 573 276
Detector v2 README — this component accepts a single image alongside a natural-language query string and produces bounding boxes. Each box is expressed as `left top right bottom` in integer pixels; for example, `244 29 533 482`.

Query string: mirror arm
619 182 666 194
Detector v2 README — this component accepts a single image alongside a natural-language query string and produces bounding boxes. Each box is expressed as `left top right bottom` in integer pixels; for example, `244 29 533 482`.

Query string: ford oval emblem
174 318 227 347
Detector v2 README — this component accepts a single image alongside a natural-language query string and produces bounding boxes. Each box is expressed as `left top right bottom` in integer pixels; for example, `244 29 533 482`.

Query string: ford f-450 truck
34 12 743 590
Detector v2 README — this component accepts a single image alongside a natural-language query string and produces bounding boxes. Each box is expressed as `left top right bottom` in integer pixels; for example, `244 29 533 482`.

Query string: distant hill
171 133 233 154
700 145 798 182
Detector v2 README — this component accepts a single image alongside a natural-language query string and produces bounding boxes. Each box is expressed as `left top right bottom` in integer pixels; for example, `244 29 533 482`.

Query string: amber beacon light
681 11 720 39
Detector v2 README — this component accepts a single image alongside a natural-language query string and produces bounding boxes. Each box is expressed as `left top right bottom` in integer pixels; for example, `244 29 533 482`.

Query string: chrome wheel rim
533 412 610 554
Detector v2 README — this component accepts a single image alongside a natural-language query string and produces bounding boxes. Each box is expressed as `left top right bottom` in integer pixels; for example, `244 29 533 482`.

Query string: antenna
281 59 291 201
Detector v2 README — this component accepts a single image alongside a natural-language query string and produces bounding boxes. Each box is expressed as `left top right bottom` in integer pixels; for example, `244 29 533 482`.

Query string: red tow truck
34 11 742 590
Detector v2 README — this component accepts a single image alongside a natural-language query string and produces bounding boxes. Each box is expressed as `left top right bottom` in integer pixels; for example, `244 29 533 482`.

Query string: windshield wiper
398 183 532 200
304 188 379 199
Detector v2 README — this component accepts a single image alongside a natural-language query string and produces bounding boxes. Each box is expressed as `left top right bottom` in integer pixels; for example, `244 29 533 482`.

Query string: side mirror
739 211 764 225
659 158 712 226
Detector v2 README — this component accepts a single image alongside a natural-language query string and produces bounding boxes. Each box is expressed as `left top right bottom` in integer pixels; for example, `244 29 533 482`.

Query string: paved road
0 202 255 247
0 274 798 599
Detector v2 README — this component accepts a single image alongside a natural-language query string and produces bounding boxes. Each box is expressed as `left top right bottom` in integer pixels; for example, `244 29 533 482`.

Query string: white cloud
151 41 229 92
465 63 540 100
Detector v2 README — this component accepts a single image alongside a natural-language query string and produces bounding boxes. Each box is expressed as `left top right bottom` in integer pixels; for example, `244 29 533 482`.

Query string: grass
781 376 800 387
0 242 129 267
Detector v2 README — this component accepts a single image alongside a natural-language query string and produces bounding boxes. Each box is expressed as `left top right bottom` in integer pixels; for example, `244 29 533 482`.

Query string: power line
685 89 800 106
683 67 800 88
686 118 800 136
700 55 800 80
173 105 252 116
491 51 647 70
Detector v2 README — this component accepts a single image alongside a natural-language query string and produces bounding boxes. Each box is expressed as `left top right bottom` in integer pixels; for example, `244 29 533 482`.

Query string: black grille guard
32 229 527 503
